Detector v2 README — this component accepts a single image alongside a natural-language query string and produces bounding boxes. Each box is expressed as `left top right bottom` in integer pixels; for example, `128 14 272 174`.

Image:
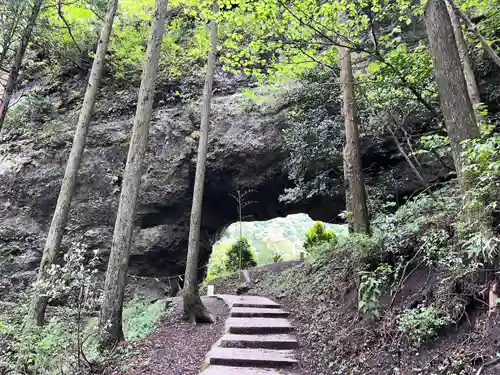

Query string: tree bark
445 1 482 120
0 0 43 131
343 146 353 233
98 0 168 348
30 0 119 326
424 0 480 190
339 45 370 234
445 0 500 68
183 0 218 324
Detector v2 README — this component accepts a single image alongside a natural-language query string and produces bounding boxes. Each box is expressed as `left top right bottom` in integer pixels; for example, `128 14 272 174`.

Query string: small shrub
272 252 283 263
225 237 258 272
205 238 258 281
358 264 392 319
2 243 103 373
11 319 73 373
420 229 461 270
303 241 337 260
0 294 93 374
397 306 452 347
303 222 336 253
122 299 169 341
348 233 382 264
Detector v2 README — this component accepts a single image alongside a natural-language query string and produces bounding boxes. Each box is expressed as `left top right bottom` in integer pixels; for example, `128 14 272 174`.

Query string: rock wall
0 74 456 300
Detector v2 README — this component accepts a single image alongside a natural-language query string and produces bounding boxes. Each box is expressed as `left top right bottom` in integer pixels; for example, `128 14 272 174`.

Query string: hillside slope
209 183 500 375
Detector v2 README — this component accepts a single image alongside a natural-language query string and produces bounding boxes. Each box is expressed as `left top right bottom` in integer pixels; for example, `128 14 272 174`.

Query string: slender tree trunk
446 2 483 120
424 0 480 190
30 0 119 326
183 0 218 324
339 45 370 234
445 0 500 68
0 12 21 71
0 0 43 131
386 125 425 184
98 0 168 348
343 146 353 233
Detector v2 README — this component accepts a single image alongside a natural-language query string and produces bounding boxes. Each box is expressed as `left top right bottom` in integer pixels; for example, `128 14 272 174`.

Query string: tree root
476 357 500 375
183 293 214 324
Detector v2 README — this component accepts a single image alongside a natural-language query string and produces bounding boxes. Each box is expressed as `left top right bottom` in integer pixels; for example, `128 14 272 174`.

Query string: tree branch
374 52 440 118
31 40 86 71
57 0 83 54
445 0 500 68
386 120 425 183
275 0 439 118
89 6 106 22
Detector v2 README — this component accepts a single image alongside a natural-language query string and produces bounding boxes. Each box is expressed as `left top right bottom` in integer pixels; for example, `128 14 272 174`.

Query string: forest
0 0 500 373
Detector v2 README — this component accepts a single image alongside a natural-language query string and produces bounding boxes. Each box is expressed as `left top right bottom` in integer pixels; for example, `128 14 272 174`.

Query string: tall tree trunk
446 1 482 120
0 0 43 131
98 0 168 348
30 0 119 326
183 0 218 324
339 46 370 234
424 0 480 190
445 0 500 68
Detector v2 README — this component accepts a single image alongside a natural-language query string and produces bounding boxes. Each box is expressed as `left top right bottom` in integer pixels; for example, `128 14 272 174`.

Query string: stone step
200 365 298 374
220 333 298 349
217 295 281 309
231 307 289 318
226 317 293 334
207 348 297 368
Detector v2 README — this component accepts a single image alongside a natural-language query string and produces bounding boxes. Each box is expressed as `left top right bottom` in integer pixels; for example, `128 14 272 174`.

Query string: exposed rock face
0 80 318 297
0 76 452 301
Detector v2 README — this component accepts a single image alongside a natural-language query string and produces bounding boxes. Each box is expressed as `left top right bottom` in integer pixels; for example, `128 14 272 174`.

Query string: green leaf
367 62 380 73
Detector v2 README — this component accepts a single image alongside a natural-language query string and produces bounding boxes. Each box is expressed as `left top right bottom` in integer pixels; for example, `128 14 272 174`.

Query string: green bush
272 252 284 263
122 299 169 341
205 237 258 281
4 93 57 130
358 264 392 319
226 237 257 272
303 222 336 253
0 299 169 373
397 306 452 347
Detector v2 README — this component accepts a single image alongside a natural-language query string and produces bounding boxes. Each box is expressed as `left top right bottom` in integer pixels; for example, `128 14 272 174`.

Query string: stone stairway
200 295 299 374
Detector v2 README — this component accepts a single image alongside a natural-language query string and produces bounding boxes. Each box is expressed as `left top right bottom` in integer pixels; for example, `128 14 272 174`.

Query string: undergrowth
122 298 171 341
0 298 171 374
397 306 453 347
213 182 498 354
0 243 172 375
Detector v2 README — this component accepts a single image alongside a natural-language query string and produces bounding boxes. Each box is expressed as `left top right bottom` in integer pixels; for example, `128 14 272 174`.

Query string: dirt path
116 297 229 375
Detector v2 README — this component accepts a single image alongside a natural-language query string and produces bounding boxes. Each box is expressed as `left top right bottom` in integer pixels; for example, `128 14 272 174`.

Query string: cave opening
205 213 348 278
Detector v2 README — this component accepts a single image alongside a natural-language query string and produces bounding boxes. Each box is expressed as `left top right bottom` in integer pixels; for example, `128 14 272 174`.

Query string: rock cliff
0 73 452 300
